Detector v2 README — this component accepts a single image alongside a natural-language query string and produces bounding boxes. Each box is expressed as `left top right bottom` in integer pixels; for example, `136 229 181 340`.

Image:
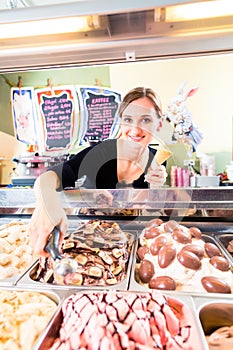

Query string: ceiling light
0 15 100 39
164 0 233 22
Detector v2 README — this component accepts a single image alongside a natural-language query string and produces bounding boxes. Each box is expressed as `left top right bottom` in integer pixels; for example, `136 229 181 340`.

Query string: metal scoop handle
45 226 63 261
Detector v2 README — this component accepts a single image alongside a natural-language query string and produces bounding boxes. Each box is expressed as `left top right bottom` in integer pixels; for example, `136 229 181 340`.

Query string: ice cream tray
0 285 61 350
195 296 233 349
1 284 232 350
1 216 233 349
15 229 138 292
0 258 39 287
129 228 233 298
33 290 209 350
0 217 37 287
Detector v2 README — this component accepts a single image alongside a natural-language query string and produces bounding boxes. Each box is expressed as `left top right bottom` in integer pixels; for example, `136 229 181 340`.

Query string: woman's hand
29 171 68 257
29 200 68 257
145 164 167 187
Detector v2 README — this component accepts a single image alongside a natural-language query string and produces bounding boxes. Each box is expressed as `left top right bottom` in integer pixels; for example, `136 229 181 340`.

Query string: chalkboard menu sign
35 86 79 152
77 86 121 145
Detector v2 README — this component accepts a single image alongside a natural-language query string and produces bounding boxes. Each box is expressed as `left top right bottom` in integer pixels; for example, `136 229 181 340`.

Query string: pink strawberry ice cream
49 291 204 350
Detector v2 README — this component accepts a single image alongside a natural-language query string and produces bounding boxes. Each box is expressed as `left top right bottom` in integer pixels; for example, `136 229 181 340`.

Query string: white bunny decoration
165 82 203 155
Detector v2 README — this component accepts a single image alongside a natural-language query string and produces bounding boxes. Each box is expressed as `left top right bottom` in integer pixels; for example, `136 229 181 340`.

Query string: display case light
0 15 100 39
160 0 233 22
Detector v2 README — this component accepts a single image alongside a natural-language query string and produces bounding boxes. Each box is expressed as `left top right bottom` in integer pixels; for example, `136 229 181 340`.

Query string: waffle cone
155 148 172 165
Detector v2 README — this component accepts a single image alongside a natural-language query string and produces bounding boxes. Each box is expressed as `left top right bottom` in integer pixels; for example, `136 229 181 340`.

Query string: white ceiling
0 0 232 71
0 0 76 9
0 0 218 10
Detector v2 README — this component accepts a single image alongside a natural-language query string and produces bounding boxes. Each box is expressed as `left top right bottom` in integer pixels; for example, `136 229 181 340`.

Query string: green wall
0 65 111 136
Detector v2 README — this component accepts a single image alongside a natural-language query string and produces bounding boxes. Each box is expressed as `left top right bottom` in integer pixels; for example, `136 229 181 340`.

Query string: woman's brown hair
118 87 162 119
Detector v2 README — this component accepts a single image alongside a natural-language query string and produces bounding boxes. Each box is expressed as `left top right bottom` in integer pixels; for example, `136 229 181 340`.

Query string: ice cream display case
1 187 233 349
1 186 233 216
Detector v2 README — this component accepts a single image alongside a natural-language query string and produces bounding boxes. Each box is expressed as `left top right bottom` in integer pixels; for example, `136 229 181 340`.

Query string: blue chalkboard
78 87 121 144
40 92 73 150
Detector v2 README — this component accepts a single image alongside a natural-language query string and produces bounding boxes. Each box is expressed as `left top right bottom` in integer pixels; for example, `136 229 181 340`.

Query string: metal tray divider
214 234 233 267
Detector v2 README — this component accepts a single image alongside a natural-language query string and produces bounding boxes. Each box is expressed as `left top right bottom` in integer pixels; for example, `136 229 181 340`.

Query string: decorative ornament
165 82 203 156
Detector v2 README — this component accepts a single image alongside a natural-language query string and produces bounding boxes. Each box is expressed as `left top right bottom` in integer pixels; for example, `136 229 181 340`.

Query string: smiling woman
29 86 168 256
49 86 166 190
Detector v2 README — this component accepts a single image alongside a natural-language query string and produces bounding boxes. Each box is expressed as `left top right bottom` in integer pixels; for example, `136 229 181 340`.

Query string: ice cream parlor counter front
0 187 233 350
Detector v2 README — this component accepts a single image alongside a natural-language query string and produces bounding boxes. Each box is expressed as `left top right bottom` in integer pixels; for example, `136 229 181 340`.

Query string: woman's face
120 97 160 147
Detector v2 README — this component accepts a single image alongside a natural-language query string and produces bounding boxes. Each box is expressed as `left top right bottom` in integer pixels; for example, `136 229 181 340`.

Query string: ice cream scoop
45 227 78 284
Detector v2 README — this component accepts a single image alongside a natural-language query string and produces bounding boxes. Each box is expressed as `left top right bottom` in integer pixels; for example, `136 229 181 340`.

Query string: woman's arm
29 170 68 256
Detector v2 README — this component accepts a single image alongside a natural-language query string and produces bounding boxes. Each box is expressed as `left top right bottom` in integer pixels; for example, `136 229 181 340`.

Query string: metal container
33 290 208 350
16 230 137 291
0 218 36 286
215 233 233 263
0 260 38 287
0 286 61 350
0 285 61 304
195 297 233 350
76 207 139 217
129 233 233 297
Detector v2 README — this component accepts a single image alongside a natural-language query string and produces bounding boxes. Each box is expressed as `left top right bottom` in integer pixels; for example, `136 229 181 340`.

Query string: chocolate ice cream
33 220 133 286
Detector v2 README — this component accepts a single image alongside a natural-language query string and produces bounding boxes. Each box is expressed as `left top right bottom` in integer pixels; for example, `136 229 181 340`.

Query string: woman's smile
128 135 145 142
